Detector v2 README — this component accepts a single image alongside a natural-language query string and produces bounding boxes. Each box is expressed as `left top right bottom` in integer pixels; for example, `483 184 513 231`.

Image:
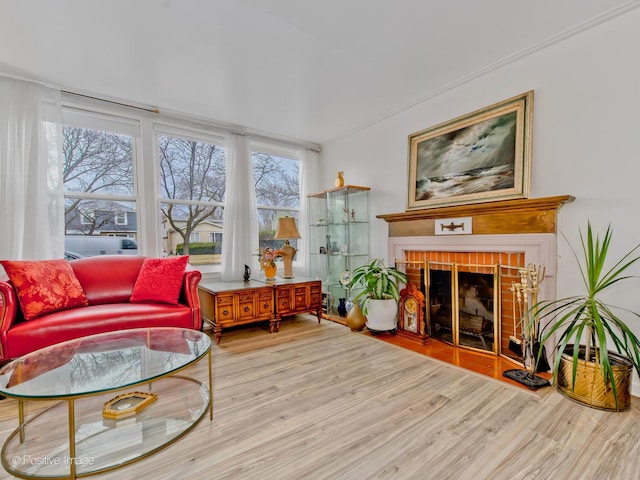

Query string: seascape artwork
414 111 517 202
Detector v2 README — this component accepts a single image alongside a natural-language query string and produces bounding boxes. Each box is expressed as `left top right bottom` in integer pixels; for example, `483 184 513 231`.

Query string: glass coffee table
0 327 212 479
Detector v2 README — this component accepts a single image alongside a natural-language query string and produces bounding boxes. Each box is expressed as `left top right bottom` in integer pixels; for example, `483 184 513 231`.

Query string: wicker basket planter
557 345 633 411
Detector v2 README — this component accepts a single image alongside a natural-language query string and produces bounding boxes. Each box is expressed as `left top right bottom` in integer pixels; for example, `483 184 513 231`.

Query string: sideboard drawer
238 292 254 303
258 291 274 316
294 289 307 309
217 294 233 306
237 302 254 320
276 288 292 313
215 293 235 323
309 284 322 307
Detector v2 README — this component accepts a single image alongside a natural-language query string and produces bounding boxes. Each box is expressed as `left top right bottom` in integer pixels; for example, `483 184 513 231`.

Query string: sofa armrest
0 280 20 360
182 269 203 330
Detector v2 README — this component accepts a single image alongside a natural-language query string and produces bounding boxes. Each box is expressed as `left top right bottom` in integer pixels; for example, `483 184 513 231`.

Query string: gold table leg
208 348 213 420
18 399 24 444
68 399 76 480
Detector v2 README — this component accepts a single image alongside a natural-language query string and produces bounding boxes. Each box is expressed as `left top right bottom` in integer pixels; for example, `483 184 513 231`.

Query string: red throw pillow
0 259 89 321
130 256 189 305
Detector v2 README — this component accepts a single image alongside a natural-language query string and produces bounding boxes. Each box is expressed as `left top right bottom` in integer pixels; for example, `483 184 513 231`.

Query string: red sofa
0 255 202 361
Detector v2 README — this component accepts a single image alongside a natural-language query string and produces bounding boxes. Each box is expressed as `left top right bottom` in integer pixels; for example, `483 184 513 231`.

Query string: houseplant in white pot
534 222 640 411
349 259 407 332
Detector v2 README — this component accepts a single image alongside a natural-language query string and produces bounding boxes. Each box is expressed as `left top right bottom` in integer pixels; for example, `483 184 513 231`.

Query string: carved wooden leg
214 325 222 344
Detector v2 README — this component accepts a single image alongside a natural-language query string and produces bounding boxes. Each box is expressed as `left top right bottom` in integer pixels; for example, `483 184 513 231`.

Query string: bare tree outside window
63 126 133 195
158 136 225 256
159 139 300 264
62 125 137 246
253 152 300 251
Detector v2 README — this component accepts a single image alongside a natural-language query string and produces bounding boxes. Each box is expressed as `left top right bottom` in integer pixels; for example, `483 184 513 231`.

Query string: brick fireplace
378 195 573 362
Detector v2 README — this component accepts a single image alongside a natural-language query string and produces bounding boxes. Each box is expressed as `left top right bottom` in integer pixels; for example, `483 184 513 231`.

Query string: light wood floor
1 316 639 480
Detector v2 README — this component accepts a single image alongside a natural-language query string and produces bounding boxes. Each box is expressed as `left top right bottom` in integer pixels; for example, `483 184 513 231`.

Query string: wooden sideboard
198 277 322 344
267 277 323 322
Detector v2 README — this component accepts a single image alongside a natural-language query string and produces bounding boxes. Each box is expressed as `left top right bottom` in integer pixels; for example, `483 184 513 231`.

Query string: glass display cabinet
307 185 370 322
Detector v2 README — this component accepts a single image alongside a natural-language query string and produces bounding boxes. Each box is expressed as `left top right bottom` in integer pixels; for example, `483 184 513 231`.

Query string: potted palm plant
349 259 407 332
534 222 640 411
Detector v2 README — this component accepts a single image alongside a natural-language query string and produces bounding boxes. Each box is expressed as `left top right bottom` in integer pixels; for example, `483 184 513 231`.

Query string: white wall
320 8 640 395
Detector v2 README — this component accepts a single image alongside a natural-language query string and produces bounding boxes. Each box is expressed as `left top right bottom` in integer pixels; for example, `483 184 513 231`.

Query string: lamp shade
274 217 301 239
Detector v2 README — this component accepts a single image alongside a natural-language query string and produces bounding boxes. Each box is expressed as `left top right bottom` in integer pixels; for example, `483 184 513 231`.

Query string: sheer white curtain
0 77 64 261
299 148 321 277
220 133 259 281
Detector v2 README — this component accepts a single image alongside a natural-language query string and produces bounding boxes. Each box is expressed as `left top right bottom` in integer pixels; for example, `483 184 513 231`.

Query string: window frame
61 106 139 247
155 124 226 271
58 93 316 265
250 141 302 266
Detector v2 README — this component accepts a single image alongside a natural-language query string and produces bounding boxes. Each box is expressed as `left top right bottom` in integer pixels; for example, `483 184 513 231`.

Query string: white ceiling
0 1 635 144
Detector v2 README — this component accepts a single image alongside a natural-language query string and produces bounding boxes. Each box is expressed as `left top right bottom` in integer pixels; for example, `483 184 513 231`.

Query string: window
157 128 225 266
115 212 128 225
122 238 137 250
55 96 315 265
252 148 301 254
62 109 138 255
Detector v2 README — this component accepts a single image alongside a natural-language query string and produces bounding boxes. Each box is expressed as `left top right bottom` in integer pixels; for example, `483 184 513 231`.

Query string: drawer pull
223 309 229 315
263 302 269 309
243 305 250 312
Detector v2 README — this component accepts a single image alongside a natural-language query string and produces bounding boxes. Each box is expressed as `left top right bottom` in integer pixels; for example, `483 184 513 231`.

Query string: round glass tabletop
0 327 210 399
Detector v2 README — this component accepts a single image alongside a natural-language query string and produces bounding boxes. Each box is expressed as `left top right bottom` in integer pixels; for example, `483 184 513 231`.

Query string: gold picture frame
102 391 157 420
407 91 533 210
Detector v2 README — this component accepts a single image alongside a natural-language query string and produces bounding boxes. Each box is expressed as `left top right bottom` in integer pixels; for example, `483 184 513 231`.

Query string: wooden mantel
376 195 574 237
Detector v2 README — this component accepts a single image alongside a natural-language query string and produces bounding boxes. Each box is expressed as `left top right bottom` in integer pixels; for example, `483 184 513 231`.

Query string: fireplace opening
428 268 452 339
426 264 498 354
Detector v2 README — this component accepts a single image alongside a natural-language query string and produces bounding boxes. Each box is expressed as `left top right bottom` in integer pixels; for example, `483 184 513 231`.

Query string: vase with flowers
258 247 281 280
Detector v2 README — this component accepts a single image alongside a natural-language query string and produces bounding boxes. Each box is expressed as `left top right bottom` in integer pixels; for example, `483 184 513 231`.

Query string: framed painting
407 91 533 210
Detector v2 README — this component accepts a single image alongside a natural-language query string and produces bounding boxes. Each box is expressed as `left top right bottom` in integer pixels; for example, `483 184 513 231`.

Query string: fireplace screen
428 262 500 354
428 265 453 341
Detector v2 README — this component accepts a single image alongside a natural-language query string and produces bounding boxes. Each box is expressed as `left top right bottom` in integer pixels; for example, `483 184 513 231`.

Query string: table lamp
274 217 301 278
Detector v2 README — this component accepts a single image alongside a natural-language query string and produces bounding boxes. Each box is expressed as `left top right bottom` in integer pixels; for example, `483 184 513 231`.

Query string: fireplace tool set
503 264 551 389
